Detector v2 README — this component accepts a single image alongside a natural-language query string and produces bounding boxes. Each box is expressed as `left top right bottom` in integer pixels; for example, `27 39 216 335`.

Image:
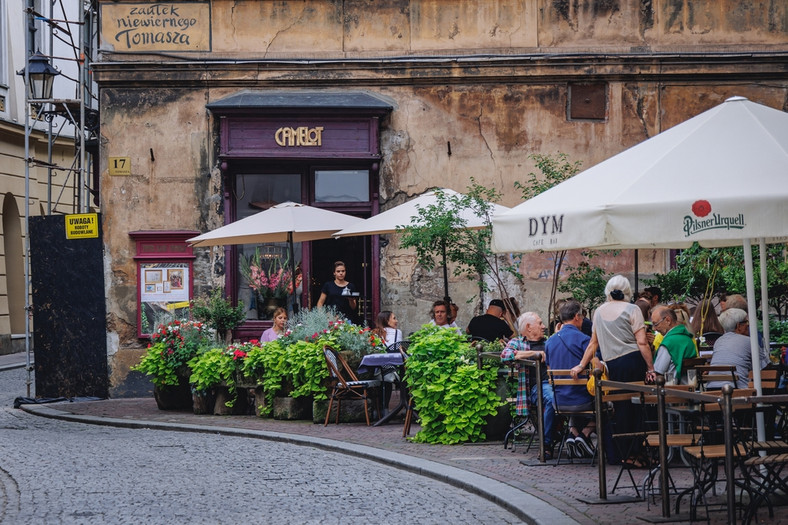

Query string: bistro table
358 352 407 427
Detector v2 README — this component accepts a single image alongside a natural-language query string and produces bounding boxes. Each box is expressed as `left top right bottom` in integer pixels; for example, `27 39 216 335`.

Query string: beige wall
0 122 78 351
95 0 788 392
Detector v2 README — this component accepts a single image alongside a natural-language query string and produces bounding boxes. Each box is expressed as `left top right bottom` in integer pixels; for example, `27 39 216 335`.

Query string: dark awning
207 90 395 116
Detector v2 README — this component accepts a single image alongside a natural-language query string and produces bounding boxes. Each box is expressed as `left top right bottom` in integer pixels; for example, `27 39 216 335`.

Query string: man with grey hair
501 311 555 459
706 308 769 389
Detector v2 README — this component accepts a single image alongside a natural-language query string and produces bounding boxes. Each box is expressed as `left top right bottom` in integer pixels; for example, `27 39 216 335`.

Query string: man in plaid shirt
501 312 555 459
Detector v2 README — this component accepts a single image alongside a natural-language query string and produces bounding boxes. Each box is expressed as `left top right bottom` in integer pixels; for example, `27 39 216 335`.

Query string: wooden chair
748 368 780 393
696 364 738 390
677 387 759 521
546 368 595 464
323 347 381 426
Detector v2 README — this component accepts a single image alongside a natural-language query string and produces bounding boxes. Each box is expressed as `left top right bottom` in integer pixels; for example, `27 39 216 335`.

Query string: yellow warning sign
65 213 99 239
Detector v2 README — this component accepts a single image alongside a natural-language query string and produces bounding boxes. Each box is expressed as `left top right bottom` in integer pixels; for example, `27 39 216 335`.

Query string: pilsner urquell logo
683 200 745 237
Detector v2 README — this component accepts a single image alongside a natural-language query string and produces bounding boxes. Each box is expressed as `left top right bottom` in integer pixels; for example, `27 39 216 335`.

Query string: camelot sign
100 2 211 53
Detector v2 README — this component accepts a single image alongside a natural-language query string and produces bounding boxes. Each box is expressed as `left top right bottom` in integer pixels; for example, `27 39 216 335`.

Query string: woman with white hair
570 275 655 465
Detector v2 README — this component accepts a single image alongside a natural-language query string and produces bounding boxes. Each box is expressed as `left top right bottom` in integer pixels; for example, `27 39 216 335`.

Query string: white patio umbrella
333 188 510 302
492 96 788 440
188 201 361 307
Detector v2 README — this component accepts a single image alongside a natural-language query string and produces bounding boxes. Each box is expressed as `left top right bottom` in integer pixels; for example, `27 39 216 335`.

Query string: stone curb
22 403 577 525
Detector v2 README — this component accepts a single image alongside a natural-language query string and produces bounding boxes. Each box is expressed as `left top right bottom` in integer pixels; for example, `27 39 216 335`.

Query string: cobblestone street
0 367 521 524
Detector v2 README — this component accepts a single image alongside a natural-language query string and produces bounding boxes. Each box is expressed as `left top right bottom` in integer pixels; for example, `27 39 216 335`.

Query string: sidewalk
12 352 788 525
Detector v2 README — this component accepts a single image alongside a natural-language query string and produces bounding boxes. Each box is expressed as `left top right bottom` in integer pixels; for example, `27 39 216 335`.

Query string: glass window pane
233 173 302 319
234 173 301 220
314 170 369 202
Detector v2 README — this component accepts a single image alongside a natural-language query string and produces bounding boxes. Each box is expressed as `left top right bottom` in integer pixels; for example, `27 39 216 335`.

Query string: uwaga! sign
100 2 211 53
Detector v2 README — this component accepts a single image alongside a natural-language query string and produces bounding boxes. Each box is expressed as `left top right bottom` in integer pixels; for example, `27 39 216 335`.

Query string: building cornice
92 51 788 88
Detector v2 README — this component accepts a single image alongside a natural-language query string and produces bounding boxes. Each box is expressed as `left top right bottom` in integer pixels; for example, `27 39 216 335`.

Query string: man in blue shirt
545 299 595 458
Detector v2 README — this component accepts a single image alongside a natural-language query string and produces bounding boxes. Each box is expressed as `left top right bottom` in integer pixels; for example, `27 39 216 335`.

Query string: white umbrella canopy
492 96 788 253
188 201 361 247
188 201 361 311
333 188 510 302
333 188 510 238
491 96 788 435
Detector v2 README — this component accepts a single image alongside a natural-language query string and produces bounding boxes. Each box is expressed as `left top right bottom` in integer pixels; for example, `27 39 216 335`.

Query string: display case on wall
129 231 199 338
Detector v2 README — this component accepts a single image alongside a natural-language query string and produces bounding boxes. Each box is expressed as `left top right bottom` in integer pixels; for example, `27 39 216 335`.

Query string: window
314 169 370 202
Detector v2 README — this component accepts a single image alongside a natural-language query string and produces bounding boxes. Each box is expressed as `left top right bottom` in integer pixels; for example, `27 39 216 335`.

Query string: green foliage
515 152 582 201
768 318 788 345
285 340 329 399
242 341 288 416
191 288 247 342
398 179 519 301
558 251 613 314
280 306 345 345
647 243 788 320
133 342 179 387
281 308 383 366
188 347 236 393
404 325 502 444
131 320 211 387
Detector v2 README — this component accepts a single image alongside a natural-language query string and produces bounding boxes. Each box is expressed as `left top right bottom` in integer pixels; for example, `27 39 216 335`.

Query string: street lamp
18 50 60 100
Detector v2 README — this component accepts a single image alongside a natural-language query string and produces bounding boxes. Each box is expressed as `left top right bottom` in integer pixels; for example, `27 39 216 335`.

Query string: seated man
467 299 514 342
706 308 769 389
501 312 555 459
545 300 595 458
650 306 697 385
428 300 461 334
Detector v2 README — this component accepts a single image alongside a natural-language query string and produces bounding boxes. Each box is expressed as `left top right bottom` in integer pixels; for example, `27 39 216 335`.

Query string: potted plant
404 324 502 444
191 288 247 344
131 320 211 410
240 249 293 320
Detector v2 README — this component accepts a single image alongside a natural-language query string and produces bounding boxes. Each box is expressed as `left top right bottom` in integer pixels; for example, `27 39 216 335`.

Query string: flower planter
273 396 313 420
213 385 249 415
192 389 216 415
482 368 513 441
153 381 193 411
312 398 372 424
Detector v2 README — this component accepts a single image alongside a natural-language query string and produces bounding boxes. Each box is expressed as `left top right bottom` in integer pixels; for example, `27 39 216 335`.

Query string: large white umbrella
334 188 510 302
188 201 361 307
492 96 788 439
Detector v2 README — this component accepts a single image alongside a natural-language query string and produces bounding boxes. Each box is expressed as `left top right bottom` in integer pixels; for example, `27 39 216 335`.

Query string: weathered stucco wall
96 0 788 394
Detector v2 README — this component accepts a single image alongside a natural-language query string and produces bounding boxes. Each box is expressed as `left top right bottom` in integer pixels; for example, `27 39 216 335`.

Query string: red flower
692 200 712 217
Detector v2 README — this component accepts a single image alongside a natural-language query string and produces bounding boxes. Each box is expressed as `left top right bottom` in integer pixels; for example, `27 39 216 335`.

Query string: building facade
94 0 788 395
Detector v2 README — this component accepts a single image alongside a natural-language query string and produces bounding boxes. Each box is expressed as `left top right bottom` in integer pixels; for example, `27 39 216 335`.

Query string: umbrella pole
288 232 298 315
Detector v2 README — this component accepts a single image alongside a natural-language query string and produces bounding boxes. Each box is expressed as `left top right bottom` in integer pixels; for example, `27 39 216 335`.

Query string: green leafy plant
242 340 287 416
557 250 612 314
646 243 788 320
398 179 521 304
131 320 211 387
404 325 502 444
191 288 247 343
188 347 235 393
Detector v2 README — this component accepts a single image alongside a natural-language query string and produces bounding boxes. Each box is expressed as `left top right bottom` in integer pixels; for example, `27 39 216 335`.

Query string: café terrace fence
592 370 788 525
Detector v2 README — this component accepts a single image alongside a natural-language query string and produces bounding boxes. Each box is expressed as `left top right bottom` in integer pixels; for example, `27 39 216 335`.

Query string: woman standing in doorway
316 260 358 322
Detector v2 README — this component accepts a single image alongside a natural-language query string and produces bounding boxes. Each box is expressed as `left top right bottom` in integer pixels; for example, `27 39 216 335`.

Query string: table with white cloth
358 352 406 426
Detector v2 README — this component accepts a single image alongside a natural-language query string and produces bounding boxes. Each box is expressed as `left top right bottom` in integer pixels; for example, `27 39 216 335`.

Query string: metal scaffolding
23 0 99 395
